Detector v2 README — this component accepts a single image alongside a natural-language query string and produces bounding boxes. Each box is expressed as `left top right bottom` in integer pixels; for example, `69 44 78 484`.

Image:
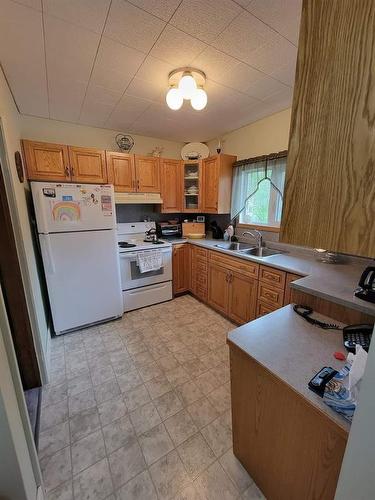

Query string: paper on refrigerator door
51 200 81 222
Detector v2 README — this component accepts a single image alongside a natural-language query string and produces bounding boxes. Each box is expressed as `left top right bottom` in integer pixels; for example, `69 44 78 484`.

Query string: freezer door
31 182 116 233
39 230 122 334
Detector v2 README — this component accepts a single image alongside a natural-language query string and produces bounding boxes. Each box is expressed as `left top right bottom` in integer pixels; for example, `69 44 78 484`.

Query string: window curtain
268 157 286 224
231 160 267 220
230 155 286 222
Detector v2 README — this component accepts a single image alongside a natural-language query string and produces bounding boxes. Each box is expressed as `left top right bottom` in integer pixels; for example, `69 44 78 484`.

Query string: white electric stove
117 222 172 312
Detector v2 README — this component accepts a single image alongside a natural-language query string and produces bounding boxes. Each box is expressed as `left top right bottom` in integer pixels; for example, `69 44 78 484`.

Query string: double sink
214 242 284 258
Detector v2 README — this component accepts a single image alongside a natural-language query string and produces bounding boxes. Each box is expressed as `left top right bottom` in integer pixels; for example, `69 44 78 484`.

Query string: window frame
232 151 287 232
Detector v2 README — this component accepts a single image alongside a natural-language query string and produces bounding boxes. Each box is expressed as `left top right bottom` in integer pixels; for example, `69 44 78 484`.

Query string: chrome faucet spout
242 230 263 249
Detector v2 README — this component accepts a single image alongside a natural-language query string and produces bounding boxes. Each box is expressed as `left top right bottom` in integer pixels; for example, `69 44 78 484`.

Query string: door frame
0 119 49 384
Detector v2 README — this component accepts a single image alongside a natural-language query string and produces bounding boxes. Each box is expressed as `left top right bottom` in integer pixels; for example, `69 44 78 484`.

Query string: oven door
119 248 172 291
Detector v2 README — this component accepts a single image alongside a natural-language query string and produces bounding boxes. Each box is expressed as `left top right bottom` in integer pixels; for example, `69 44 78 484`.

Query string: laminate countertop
227 305 351 432
169 238 375 318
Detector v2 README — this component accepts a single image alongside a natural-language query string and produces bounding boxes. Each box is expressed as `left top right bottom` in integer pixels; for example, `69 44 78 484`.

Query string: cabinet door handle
137 180 140 190
70 166 75 177
65 166 70 177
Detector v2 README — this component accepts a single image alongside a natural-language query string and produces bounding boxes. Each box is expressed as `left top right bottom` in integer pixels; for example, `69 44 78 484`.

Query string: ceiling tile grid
0 0 302 142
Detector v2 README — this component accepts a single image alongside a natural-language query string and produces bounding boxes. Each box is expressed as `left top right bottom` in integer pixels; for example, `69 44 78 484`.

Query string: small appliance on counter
355 266 375 303
156 222 182 239
182 222 205 238
210 220 224 239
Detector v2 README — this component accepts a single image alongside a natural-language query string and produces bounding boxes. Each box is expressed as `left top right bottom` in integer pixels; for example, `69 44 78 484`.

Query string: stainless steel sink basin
214 242 252 251
238 247 283 257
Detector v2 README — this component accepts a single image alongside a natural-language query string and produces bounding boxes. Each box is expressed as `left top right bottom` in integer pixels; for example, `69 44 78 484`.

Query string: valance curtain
230 154 287 223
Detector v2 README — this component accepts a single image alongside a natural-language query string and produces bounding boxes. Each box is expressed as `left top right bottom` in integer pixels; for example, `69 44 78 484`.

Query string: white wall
0 67 49 379
19 115 183 159
208 108 291 160
334 329 375 499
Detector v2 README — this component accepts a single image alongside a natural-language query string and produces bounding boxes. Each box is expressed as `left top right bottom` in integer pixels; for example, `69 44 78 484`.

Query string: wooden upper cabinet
69 146 107 184
202 156 219 213
135 155 160 193
280 0 375 257
160 158 182 212
22 140 70 182
106 152 135 192
202 154 236 214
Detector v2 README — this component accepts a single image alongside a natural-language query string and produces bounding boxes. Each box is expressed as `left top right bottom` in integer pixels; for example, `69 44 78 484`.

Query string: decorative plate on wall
181 142 209 160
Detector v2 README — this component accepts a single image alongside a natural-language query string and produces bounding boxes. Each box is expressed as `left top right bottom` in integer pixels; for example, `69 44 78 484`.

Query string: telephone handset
293 305 373 353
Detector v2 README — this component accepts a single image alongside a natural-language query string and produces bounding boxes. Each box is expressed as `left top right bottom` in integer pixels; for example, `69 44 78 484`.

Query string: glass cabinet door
183 161 201 212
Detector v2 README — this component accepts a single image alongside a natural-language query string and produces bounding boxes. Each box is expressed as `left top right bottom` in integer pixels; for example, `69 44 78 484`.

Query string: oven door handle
119 253 138 259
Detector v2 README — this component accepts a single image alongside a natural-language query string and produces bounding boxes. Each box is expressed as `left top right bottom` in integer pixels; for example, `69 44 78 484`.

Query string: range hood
114 192 163 204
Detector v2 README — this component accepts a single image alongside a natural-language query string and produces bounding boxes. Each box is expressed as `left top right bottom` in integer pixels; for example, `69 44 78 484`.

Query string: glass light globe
166 87 183 110
178 74 197 99
191 88 207 110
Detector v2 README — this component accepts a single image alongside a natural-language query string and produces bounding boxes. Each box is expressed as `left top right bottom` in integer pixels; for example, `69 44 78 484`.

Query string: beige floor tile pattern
40 295 266 499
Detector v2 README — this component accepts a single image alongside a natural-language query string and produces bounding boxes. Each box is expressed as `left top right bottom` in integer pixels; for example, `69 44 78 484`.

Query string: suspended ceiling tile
270 61 296 87
150 25 207 67
106 95 151 129
261 86 293 108
245 75 289 100
15 0 42 10
0 0 48 116
42 0 111 34
213 62 263 93
90 36 145 93
49 78 87 122
79 100 115 128
136 56 174 87
192 46 240 82
170 0 241 43
45 15 100 83
84 83 123 107
212 10 279 63
127 0 182 22
125 77 165 104
104 0 165 54
248 37 297 74
246 0 302 45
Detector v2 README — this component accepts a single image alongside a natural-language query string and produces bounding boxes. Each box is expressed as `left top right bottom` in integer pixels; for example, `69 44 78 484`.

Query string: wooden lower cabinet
191 246 208 302
283 272 303 305
208 262 257 323
229 344 348 500
172 244 190 295
208 263 229 315
256 300 279 318
228 271 258 324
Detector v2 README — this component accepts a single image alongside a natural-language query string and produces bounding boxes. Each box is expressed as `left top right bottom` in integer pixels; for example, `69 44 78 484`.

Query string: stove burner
118 242 136 248
143 239 165 244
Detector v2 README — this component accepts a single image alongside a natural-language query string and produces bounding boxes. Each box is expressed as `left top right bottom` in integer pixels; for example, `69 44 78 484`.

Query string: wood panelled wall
280 0 375 258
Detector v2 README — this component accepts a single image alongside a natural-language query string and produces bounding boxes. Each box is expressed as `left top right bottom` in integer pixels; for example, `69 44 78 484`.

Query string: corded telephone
293 305 373 353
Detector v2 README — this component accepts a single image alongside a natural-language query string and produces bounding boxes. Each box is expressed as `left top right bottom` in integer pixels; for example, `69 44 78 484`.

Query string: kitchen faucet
242 230 263 249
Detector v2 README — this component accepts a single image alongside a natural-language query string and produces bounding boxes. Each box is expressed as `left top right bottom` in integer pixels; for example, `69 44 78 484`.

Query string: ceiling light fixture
166 68 207 111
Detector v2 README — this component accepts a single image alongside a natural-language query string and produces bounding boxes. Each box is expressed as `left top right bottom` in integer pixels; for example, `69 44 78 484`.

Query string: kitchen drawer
193 246 208 260
195 272 207 286
256 300 279 318
259 265 286 289
195 283 207 301
195 259 208 273
258 282 284 307
209 250 259 278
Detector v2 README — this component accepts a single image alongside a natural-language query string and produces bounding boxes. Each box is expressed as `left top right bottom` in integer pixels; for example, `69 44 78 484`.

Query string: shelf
184 193 199 196
184 176 199 179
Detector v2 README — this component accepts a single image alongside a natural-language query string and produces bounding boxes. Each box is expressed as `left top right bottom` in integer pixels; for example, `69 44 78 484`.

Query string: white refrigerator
31 182 123 335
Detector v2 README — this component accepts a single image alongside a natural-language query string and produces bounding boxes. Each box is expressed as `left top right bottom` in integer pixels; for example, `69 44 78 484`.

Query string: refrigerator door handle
37 188 50 233
40 235 56 274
